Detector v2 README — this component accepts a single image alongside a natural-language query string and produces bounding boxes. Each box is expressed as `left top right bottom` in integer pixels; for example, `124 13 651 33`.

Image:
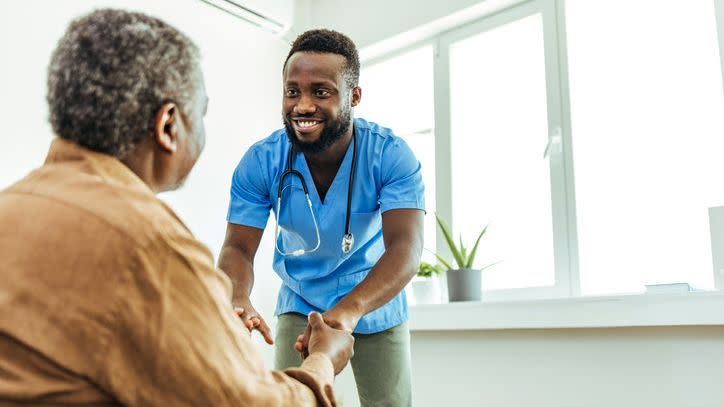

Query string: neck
304 124 354 168
120 142 170 194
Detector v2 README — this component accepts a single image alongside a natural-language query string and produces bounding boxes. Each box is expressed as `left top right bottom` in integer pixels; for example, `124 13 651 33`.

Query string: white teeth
297 120 318 128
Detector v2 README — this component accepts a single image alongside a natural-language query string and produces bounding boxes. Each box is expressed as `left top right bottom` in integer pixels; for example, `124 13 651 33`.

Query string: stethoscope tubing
274 128 357 256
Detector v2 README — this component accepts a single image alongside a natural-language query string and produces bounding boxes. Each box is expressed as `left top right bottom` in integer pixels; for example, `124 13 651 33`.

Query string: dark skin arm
295 208 424 355
217 223 274 344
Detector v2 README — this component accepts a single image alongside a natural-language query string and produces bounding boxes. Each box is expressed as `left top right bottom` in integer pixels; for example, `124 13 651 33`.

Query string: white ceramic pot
411 278 441 305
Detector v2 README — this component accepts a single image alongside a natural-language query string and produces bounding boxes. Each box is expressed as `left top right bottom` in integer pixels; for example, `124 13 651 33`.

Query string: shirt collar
44 138 154 196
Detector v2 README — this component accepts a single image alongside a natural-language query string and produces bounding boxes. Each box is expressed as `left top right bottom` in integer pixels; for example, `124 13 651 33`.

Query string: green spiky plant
432 213 497 272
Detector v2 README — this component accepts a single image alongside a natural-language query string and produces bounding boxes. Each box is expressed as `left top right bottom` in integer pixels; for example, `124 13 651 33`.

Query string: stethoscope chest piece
342 233 354 254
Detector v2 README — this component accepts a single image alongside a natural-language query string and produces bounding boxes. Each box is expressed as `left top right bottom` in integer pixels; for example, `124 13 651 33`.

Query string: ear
154 103 179 153
350 86 362 108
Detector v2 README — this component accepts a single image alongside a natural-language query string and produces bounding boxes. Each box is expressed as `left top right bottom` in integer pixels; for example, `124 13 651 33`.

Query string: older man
0 8 353 406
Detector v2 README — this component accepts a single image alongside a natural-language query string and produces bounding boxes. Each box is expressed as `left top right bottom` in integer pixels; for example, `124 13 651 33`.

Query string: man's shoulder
356 118 394 139
247 128 287 155
355 118 407 147
234 129 289 174
355 118 412 157
2 165 183 250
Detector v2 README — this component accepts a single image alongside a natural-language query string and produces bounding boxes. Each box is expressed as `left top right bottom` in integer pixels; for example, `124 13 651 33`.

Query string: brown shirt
0 139 335 406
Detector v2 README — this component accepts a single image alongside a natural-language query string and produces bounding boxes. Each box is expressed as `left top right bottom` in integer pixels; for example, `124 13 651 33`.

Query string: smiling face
282 51 360 153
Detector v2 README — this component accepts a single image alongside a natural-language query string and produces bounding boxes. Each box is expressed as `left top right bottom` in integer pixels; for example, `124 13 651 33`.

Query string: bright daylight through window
357 46 437 257
449 13 555 290
359 0 724 299
566 0 724 295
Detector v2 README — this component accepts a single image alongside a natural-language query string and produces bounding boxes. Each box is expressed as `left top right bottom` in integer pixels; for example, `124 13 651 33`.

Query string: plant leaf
435 213 465 267
417 261 435 278
459 234 467 268
424 247 453 271
465 224 488 268
418 261 444 278
433 252 454 271
478 260 501 271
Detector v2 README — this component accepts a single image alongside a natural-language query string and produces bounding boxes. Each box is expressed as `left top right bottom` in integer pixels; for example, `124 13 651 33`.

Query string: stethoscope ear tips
342 233 354 254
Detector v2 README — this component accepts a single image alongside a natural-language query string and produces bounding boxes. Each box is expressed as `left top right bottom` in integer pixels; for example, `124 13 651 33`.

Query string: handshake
296 311 355 374
236 304 355 375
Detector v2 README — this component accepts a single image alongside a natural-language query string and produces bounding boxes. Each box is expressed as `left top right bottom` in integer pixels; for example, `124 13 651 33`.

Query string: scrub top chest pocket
347 209 382 254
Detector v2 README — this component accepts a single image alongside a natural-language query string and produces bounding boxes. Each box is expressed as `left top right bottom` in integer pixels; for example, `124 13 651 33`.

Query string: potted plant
432 213 497 301
411 262 443 305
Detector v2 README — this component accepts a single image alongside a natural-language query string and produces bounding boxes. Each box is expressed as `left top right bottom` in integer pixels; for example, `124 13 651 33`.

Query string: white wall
0 0 286 365
411 326 724 407
294 0 485 48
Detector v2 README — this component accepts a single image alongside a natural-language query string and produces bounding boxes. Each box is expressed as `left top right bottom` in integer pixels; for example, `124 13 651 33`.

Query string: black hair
283 29 360 89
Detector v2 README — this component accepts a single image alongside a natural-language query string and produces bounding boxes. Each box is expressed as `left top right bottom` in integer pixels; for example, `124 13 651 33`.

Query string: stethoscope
274 128 358 256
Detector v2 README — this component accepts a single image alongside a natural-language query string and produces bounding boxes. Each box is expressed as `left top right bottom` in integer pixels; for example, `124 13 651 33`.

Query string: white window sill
408 290 724 331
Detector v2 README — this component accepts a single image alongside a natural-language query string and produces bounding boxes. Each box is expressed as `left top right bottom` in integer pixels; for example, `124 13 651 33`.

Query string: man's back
0 139 331 406
0 138 211 404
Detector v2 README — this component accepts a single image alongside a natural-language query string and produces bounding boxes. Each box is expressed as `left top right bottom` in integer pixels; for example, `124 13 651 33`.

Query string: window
434 0 573 300
361 0 724 299
566 0 724 294
448 13 555 290
357 46 437 258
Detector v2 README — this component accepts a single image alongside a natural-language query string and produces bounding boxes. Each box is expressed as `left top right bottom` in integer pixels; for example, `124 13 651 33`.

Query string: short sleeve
378 137 426 214
226 148 272 229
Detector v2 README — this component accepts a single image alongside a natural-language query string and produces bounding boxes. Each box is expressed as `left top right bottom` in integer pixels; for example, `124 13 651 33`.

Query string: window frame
361 0 724 299
713 0 724 290
434 0 578 300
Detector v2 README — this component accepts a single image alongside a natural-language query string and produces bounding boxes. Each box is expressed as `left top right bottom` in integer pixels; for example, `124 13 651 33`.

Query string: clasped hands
234 297 358 374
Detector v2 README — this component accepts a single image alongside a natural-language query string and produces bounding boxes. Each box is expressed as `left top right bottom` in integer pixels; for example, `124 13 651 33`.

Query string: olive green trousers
274 313 412 407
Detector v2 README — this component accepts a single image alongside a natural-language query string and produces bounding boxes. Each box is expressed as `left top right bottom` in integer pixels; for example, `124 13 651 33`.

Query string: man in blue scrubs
218 29 424 406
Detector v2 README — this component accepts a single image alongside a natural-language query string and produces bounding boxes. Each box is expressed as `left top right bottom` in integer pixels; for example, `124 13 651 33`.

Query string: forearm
285 353 335 394
217 246 255 301
282 352 338 406
334 241 420 317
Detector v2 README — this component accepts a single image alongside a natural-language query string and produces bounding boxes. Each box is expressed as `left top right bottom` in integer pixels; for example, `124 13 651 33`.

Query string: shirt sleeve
378 136 426 214
227 147 272 229
99 234 337 407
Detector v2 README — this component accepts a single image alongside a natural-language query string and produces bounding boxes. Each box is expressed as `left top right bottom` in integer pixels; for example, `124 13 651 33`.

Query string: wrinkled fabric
0 138 335 406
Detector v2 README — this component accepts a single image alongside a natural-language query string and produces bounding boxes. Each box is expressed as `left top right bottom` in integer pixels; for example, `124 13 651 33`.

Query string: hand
320 308 361 333
233 297 274 345
294 307 360 358
305 311 355 375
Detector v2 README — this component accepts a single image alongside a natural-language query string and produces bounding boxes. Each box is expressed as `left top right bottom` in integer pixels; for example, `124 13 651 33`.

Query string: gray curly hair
47 8 201 158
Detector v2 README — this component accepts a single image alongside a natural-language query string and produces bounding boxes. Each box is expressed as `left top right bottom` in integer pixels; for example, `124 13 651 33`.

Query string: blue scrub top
227 118 425 334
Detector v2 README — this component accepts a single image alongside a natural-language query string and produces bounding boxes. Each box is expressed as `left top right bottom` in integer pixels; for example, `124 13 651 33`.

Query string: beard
284 106 352 154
